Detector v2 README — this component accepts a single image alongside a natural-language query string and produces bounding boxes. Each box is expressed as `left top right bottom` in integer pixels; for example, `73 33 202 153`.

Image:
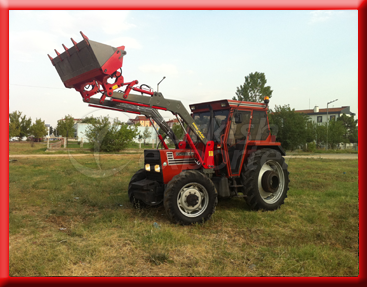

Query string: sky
9 10 358 128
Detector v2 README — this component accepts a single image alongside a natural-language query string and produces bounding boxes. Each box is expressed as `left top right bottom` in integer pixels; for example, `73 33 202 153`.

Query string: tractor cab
188 100 276 177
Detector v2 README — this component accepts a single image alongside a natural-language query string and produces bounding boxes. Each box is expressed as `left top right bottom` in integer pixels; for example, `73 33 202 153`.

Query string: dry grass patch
9 156 358 276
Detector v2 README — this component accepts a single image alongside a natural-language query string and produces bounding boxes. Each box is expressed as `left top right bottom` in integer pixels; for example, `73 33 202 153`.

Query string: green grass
9 155 359 276
9 142 48 154
287 148 358 155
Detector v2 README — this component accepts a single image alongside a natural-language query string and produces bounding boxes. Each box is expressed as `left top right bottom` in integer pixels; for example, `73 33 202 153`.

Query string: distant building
127 115 158 128
166 118 179 128
73 123 92 142
295 105 357 149
294 106 355 124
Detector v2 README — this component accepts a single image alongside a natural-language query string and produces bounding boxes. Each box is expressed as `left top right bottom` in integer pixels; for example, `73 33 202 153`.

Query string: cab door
223 110 251 176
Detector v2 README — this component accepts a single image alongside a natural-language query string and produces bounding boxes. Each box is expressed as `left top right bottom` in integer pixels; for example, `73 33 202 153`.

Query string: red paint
160 150 200 184
62 44 70 57
54 49 62 61
71 37 79 51
132 86 154 96
178 141 187 149
185 133 205 167
101 45 125 76
203 141 214 168
158 134 168 149
80 31 89 45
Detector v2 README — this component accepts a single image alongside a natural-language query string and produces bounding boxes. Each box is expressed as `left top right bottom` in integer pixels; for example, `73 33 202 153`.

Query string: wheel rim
258 160 285 204
177 182 209 218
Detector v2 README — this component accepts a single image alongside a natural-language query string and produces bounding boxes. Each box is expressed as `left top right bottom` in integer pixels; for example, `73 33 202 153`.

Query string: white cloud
9 10 140 63
309 11 342 24
138 64 178 76
108 36 142 50
9 30 60 63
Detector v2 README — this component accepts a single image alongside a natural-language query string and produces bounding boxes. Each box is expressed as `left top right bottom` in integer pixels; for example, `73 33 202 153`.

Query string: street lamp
326 99 338 150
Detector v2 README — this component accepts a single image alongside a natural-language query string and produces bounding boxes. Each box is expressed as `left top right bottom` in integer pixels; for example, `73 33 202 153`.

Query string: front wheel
164 170 218 225
242 148 289 211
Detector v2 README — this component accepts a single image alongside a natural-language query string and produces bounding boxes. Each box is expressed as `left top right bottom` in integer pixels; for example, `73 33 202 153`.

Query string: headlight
154 165 161 172
145 164 150 171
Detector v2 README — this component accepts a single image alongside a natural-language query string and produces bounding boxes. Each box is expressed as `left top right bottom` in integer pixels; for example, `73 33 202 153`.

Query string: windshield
190 110 229 143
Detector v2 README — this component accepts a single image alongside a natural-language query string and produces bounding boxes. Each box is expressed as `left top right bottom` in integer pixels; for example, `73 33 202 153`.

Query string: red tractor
49 32 289 225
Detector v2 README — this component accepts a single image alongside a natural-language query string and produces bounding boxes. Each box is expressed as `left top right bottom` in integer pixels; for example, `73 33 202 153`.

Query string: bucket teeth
80 31 89 46
71 38 80 51
55 49 62 61
62 44 70 56
47 54 55 66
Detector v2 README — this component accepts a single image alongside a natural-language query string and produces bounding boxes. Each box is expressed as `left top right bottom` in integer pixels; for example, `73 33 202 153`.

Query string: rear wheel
164 170 218 225
242 148 289 210
128 169 147 209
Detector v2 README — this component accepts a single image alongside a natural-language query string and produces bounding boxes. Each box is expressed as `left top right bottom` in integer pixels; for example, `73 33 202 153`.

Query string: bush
85 117 138 152
304 142 316 152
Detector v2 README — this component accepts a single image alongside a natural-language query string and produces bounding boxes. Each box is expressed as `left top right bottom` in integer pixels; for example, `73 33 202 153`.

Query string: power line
10 84 65 90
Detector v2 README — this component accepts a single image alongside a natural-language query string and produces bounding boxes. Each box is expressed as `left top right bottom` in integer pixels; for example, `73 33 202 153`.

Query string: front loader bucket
48 32 126 103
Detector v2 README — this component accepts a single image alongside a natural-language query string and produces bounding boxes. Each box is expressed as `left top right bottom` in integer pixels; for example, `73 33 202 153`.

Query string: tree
30 118 48 139
315 124 327 148
172 123 185 141
142 126 151 145
268 104 311 151
9 111 21 139
20 115 32 140
57 115 75 138
85 116 138 152
81 116 99 124
337 113 358 144
305 120 317 144
327 120 345 149
9 121 19 139
233 72 273 102
9 111 31 140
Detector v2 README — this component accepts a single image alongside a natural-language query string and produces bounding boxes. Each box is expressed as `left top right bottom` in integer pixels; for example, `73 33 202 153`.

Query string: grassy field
8 154 358 276
9 142 146 155
9 142 358 156
8 142 162 155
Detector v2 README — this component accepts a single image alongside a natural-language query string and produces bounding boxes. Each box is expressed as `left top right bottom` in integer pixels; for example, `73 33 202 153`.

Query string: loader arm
110 92 207 145
87 97 179 148
87 92 212 168
48 32 213 169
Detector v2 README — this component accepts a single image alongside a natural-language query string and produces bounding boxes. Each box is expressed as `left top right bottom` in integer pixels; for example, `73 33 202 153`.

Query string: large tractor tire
242 148 289 211
128 169 147 209
163 170 218 225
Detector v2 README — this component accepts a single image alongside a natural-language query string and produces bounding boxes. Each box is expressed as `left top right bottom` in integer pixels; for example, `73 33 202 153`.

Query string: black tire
163 170 218 225
242 148 289 211
128 169 147 209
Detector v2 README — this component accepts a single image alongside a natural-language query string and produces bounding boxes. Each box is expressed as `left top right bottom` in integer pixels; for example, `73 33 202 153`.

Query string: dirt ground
9 153 358 160
284 153 358 160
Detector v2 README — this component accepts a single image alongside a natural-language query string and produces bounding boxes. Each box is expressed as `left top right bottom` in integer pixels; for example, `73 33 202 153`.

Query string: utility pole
326 99 338 150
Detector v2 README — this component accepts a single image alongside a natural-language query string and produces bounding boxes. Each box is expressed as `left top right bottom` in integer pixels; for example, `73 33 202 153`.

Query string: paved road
9 153 358 160
284 153 358 160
